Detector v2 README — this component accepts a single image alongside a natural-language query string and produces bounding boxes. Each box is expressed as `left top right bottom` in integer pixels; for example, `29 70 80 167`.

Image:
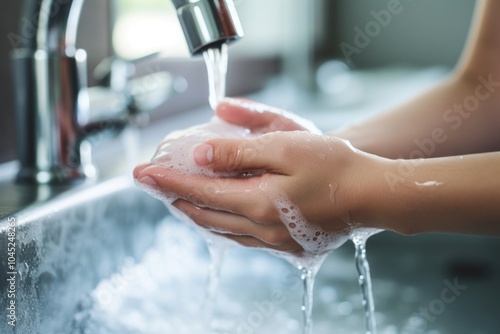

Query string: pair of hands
134 98 383 255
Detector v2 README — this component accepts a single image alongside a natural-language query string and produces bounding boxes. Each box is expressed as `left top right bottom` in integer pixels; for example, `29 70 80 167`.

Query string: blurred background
3 2 500 334
0 0 476 164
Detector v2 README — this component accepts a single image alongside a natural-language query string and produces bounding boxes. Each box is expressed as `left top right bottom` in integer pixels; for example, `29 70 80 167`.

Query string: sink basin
2 191 500 334
0 176 168 334
67 220 500 334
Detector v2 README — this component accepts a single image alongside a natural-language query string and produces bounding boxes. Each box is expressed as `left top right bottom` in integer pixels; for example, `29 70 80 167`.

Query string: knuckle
218 141 262 172
217 143 245 171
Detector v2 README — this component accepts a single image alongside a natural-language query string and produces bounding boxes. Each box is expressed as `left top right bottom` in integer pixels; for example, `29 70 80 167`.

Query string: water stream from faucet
199 43 231 330
204 44 228 111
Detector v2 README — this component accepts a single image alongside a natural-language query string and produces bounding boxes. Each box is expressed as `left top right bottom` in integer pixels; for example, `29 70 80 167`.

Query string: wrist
347 152 413 234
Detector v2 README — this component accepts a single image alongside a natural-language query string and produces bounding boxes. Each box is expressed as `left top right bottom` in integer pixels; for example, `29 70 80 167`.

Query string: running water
197 43 230 329
350 229 381 334
296 257 327 334
203 44 228 111
201 237 229 326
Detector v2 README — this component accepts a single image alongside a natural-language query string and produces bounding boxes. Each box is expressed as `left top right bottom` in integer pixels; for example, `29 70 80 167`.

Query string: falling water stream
202 238 229 326
204 43 228 111
296 257 327 334
351 230 380 334
200 43 231 331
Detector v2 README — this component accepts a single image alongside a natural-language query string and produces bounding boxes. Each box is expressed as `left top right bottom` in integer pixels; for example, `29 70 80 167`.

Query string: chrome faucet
13 0 243 184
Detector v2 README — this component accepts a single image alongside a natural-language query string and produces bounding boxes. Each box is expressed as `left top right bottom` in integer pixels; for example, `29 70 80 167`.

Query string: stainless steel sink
67 224 500 334
0 176 168 334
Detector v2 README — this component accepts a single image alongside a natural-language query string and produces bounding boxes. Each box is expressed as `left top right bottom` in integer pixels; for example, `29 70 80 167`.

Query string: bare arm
366 152 500 236
331 0 500 159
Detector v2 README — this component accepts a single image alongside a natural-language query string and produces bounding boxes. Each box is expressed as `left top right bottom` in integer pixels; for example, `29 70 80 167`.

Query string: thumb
193 136 285 173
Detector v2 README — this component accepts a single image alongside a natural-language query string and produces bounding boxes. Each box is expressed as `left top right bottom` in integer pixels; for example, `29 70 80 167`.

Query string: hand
135 131 384 255
216 98 321 134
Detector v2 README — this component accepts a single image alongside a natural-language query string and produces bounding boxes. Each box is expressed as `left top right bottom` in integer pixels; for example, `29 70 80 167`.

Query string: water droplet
329 183 339 206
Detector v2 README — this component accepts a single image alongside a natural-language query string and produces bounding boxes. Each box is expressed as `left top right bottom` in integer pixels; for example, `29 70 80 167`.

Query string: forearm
330 75 500 159
363 152 500 236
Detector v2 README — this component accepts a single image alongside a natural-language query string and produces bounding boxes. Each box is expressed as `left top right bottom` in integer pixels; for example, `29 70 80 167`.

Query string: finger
133 162 152 178
174 199 301 251
193 136 289 174
136 164 272 217
174 199 267 233
216 98 307 133
211 232 303 254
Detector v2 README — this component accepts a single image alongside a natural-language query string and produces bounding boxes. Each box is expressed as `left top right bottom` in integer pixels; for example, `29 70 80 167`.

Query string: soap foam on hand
151 116 254 177
136 116 264 249
136 113 356 261
136 117 256 203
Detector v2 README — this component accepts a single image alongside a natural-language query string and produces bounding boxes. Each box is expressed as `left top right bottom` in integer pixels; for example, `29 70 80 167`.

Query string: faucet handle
93 56 135 91
88 55 182 128
93 53 160 89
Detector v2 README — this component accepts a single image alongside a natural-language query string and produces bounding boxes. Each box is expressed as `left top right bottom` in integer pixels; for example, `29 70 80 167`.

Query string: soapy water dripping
351 229 381 334
204 43 228 111
298 256 327 334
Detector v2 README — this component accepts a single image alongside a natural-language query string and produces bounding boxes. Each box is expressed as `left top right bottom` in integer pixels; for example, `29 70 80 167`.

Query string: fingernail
194 143 213 165
133 163 150 178
138 176 158 187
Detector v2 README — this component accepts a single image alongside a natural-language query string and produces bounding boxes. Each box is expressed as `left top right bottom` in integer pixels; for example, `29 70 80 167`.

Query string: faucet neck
21 0 84 54
13 0 244 184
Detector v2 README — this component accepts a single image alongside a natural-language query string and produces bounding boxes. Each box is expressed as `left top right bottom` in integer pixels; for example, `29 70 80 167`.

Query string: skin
135 0 500 254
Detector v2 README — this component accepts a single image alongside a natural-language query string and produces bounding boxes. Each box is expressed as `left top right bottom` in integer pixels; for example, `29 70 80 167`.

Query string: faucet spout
173 0 244 55
13 0 243 184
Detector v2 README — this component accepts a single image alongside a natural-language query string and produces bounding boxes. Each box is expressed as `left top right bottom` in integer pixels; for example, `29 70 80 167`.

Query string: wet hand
135 131 380 255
